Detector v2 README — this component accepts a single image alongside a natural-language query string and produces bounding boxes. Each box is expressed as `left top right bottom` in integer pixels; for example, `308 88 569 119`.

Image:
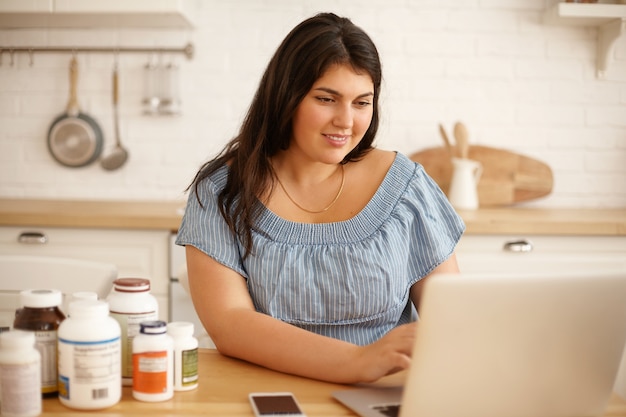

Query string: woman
176 12 464 384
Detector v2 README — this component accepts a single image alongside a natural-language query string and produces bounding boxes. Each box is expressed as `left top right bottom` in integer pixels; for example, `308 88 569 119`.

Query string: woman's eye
356 100 371 107
316 96 334 103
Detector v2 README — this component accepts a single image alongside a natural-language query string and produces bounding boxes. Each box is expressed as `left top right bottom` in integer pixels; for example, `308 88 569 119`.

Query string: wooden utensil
410 145 554 206
453 122 470 159
438 124 454 157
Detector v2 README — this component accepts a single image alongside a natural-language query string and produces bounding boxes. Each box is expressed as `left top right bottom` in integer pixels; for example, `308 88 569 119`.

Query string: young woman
176 12 464 384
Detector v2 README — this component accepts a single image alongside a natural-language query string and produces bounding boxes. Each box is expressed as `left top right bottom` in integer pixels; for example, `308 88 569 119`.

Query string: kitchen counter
0 198 625 235
38 349 626 416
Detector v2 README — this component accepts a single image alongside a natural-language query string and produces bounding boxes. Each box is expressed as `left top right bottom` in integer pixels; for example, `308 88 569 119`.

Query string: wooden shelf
544 2 626 78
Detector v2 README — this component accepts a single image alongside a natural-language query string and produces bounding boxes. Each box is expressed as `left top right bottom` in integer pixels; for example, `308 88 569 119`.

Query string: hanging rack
0 42 194 66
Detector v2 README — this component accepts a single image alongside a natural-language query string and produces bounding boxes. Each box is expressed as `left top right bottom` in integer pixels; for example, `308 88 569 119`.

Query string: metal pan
47 57 103 167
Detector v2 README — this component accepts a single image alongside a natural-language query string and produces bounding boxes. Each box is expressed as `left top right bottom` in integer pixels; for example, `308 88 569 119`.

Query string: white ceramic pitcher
448 157 482 210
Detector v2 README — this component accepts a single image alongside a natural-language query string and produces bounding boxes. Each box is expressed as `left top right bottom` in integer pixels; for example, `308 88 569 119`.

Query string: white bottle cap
167 321 194 338
140 320 167 335
20 289 63 308
68 300 109 318
0 329 36 349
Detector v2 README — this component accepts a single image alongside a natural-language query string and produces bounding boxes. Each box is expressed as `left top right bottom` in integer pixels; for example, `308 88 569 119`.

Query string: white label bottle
167 321 199 391
107 278 158 386
132 320 173 402
0 330 42 417
57 300 121 410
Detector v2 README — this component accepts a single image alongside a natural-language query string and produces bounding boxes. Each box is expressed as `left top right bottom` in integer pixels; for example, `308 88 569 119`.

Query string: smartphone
249 392 307 417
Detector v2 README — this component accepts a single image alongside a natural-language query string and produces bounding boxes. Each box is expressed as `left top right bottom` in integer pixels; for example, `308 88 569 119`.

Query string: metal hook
28 49 34 66
9 49 14 67
0 49 3 67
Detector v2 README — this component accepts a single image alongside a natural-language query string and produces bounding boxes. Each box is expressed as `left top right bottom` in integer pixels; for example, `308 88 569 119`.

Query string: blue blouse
176 152 465 346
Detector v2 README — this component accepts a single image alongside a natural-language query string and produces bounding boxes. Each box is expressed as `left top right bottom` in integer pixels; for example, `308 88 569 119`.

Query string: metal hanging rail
0 42 194 65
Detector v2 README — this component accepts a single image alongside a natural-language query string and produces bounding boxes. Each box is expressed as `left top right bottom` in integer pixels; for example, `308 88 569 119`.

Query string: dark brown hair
190 12 383 257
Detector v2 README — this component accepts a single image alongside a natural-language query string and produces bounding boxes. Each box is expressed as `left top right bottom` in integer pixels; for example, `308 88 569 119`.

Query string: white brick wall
1 0 625 207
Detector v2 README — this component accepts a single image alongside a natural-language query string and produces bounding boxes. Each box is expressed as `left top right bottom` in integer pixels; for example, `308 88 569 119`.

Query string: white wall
1 0 625 207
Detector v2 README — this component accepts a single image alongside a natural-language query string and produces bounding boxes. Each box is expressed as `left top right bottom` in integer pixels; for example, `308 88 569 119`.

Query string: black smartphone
249 392 306 417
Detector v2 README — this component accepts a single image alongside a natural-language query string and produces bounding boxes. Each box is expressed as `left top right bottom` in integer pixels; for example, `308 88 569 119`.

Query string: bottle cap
71 291 98 301
68 300 109 318
20 289 63 308
140 320 167 335
0 329 36 349
167 321 194 338
113 278 151 292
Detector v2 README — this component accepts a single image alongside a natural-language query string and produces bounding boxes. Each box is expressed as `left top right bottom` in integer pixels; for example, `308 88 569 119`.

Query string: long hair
189 12 383 257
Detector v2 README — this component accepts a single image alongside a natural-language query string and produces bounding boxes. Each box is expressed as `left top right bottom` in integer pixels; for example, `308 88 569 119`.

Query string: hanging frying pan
47 56 103 167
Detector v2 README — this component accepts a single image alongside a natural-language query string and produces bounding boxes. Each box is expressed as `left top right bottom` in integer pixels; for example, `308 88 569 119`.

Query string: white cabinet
0 226 170 321
0 0 197 28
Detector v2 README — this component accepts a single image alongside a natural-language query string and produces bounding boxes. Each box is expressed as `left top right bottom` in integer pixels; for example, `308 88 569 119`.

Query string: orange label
132 351 168 394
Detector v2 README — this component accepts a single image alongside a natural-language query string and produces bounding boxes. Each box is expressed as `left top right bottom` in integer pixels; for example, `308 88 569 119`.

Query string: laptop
333 272 626 417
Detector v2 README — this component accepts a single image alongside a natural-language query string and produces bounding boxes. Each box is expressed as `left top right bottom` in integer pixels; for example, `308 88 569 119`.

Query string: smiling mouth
324 134 349 142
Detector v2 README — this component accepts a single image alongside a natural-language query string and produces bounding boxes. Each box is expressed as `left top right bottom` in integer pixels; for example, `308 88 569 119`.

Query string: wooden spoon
438 123 454 158
454 122 470 159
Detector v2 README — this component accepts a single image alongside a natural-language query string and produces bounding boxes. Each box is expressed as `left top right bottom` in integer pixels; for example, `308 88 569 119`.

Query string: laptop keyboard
372 404 401 417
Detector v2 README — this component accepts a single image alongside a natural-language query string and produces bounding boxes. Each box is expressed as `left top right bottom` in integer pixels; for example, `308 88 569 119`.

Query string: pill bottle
13 288 66 397
64 291 98 316
107 278 158 386
167 321 199 391
0 330 42 417
57 300 121 410
132 320 173 402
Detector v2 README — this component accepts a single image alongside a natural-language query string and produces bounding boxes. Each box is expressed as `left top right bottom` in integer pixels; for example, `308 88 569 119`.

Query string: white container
0 330 42 417
57 300 121 410
107 278 158 386
132 320 173 402
167 321 199 391
448 157 482 210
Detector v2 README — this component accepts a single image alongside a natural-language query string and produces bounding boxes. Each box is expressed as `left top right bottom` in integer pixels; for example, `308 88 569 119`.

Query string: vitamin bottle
13 288 66 397
167 321 199 391
132 320 173 402
107 278 158 386
57 300 121 410
0 330 42 417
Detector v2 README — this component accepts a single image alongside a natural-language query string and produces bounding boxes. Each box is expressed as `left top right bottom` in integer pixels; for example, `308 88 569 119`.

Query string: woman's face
290 63 374 165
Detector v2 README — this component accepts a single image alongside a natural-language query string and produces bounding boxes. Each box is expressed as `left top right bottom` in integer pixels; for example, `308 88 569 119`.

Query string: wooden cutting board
409 145 553 206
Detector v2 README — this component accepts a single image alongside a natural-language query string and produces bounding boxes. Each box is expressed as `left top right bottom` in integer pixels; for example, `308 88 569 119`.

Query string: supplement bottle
13 288 66 397
167 321 199 391
0 330 41 417
57 300 121 410
132 320 173 402
107 278 158 386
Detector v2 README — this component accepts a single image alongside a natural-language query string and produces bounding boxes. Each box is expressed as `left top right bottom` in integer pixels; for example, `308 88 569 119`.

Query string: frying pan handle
67 56 80 116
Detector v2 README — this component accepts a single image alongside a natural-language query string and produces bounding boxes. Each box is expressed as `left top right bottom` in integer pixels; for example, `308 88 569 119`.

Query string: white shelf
0 0 196 29
544 2 626 78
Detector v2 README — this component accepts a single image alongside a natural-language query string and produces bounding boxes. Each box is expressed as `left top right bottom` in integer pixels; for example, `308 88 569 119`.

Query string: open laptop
333 272 626 417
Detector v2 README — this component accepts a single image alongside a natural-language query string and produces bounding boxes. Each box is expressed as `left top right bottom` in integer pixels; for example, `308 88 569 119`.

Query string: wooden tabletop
39 349 626 416
1 198 625 236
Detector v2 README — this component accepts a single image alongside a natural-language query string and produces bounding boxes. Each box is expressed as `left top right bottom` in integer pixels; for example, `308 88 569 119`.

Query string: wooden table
39 349 626 416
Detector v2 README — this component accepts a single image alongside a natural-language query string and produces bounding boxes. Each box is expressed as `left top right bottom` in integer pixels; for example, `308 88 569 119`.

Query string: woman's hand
353 322 417 383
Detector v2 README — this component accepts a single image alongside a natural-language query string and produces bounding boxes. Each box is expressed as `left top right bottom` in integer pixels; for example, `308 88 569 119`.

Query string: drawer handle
18 231 48 244
503 239 533 253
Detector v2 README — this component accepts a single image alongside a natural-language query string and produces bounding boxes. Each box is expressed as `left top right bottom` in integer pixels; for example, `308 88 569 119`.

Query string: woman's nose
333 104 354 129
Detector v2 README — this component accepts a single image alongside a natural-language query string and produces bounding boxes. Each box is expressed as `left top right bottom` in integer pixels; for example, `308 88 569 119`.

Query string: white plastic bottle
57 300 121 410
0 330 42 417
167 321 199 391
132 320 173 402
107 278 158 386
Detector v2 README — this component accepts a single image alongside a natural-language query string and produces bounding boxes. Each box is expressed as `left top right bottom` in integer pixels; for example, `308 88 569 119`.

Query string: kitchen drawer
0 226 170 321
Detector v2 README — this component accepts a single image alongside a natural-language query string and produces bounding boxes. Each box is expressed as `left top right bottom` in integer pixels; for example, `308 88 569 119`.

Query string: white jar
167 321 199 391
57 300 121 410
107 278 158 386
0 330 42 417
132 320 173 402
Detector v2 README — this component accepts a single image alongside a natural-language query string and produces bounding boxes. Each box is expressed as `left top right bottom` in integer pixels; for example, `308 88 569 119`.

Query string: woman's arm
186 245 415 384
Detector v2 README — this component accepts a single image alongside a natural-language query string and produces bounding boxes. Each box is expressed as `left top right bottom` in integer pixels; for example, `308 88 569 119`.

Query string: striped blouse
176 152 465 346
